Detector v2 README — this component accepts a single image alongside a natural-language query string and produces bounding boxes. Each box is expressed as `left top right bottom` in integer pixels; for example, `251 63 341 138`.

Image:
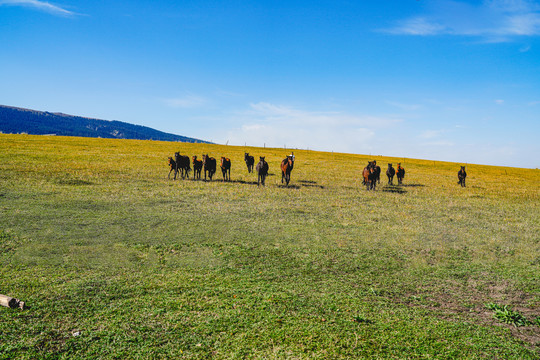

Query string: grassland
0 133 538 359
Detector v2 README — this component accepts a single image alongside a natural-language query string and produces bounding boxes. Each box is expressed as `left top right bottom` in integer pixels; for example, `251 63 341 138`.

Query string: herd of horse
168 152 295 187
168 151 467 189
361 161 406 191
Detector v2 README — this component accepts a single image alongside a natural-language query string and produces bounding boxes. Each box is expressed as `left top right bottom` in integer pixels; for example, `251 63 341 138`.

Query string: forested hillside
0 105 209 143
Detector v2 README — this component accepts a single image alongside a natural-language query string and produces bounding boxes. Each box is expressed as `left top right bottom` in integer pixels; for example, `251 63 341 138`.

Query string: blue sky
1 0 539 168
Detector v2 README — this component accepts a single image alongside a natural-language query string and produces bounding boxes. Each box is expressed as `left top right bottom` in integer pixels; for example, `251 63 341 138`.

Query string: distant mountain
0 105 210 143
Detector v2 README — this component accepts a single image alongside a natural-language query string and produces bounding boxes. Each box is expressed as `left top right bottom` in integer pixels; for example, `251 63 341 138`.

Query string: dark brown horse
458 166 467 187
396 163 405 185
372 160 381 184
220 157 231 181
244 153 255 173
192 156 203 180
202 154 216 181
167 157 177 179
386 163 395 185
281 155 294 186
362 161 377 190
174 152 191 179
256 156 269 186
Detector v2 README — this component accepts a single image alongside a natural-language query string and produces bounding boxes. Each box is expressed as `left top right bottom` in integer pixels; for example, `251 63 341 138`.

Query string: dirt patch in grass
401 277 540 348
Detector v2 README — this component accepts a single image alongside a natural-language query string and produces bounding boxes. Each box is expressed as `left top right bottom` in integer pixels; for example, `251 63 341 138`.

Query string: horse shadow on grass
298 180 325 189
382 185 407 194
277 180 324 189
189 176 323 189
276 184 301 189
401 183 425 188
225 179 259 185
381 182 425 194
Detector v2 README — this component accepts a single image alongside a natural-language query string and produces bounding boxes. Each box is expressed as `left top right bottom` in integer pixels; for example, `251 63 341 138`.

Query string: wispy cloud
386 17 447 35
219 102 402 153
163 95 207 108
384 0 540 41
0 0 75 16
419 129 444 139
386 101 422 111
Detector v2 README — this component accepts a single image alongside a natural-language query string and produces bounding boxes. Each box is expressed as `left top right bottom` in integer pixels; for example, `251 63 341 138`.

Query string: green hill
0 105 209 143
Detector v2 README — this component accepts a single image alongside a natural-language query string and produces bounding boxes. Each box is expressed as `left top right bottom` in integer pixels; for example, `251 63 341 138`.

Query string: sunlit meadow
0 134 538 359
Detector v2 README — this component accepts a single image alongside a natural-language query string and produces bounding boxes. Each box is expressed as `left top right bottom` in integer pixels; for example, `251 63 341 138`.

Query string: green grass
0 134 539 359
485 303 534 327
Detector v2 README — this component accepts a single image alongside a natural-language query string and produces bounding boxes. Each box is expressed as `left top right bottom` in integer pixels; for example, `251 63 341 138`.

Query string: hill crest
0 105 210 143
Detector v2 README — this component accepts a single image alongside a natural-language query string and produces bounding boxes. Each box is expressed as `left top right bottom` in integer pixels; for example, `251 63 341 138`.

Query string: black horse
458 166 467 187
174 152 191 179
386 163 395 185
372 161 381 184
396 163 405 185
220 157 231 181
202 154 216 181
256 156 269 186
192 156 203 180
244 153 255 173
167 157 177 179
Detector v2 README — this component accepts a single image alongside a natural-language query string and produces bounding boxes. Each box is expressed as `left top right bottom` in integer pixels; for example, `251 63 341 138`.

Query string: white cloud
163 95 207 108
246 102 401 127
419 130 444 139
495 99 505 104
386 17 447 35
384 0 540 40
421 140 455 147
217 102 401 153
386 101 422 111
0 0 74 16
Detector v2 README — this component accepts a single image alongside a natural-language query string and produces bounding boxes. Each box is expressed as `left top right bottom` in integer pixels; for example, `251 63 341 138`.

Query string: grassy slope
0 134 538 359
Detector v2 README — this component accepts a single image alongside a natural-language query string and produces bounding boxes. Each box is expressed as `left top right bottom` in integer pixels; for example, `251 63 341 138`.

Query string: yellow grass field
1 134 539 359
